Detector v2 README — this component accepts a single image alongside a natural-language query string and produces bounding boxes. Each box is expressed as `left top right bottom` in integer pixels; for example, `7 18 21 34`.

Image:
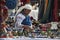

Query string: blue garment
21 16 32 26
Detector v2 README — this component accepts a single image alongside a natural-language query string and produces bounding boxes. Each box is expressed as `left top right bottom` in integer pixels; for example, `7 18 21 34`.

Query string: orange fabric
26 0 30 3
44 0 48 14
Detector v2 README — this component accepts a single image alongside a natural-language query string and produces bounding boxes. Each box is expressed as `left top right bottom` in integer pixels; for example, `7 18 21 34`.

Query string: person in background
29 3 39 21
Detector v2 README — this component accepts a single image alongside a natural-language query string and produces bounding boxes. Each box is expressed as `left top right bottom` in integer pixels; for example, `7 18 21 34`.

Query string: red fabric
41 25 47 31
0 35 6 38
3 6 8 20
0 0 5 5
20 0 30 5
53 0 59 22
26 0 30 3
0 6 8 21
1 24 7 28
59 16 60 21
42 27 47 31
0 0 8 23
30 16 33 20
0 35 14 38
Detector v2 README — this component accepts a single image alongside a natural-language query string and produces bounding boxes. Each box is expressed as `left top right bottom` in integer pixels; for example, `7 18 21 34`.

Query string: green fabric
40 0 54 23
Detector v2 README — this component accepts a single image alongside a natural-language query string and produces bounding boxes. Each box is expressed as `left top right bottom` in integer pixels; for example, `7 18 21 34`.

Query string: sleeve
15 14 25 27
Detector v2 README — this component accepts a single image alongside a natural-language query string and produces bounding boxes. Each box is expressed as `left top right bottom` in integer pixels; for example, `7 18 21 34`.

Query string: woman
15 4 33 36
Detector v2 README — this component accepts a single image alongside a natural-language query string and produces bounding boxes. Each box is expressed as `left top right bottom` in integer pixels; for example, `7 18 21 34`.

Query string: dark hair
20 9 28 14
20 9 25 13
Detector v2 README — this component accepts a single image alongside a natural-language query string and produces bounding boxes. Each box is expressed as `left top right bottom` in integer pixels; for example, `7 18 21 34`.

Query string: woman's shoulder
16 13 25 18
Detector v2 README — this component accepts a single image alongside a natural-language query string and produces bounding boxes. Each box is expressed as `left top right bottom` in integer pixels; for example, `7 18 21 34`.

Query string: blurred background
0 0 60 38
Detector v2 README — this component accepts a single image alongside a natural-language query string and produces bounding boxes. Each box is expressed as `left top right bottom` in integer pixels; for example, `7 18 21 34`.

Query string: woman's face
24 9 31 15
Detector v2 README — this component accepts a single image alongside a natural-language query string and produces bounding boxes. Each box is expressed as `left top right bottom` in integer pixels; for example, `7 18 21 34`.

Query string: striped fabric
38 0 59 23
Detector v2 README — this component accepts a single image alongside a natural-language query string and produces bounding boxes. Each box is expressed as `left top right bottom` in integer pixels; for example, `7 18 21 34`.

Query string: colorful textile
52 0 59 22
38 0 59 23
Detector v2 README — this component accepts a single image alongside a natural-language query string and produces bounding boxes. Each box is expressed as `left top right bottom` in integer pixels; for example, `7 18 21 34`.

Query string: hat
16 4 32 14
24 4 32 10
